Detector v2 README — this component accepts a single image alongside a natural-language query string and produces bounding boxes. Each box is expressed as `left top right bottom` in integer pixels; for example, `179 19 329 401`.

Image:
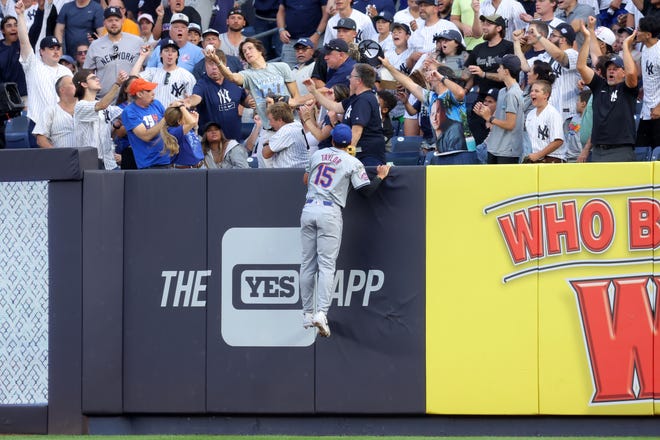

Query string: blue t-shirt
147 42 204 73
57 1 104 58
0 40 27 96
325 57 355 90
279 0 327 39
122 100 171 169
342 90 385 163
168 125 204 166
114 101 130 154
192 76 247 140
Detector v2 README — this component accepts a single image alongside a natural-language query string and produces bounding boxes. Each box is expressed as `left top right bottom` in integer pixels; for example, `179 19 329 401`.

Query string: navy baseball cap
392 22 411 35
417 0 439 4
331 123 352 146
334 17 357 30
604 54 624 68
104 6 122 19
202 28 220 37
374 11 394 23
497 53 521 72
324 38 349 53
485 88 499 100
160 38 179 51
553 22 576 44
40 35 61 49
617 26 634 35
228 8 248 25
433 29 465 47
294 38 314 49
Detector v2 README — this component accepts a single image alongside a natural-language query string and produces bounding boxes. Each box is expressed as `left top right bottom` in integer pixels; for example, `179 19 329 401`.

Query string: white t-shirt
525 103 566 160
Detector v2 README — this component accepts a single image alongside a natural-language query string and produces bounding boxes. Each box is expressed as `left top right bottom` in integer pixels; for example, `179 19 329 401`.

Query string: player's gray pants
299 203 343 315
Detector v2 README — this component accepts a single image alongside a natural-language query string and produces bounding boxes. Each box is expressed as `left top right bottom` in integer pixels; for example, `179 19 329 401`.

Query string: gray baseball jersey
84 33 143 97
304 147 370 208
300 147 371 318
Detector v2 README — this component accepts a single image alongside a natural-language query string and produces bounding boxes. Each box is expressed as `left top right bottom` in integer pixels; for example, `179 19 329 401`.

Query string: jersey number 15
313 164 336 188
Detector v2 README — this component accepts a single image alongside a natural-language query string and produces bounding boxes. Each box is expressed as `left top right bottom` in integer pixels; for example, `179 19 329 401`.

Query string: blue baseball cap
604 54 624 68
433 29 465 48
374 11 394 23
331 124 352 147
294 38 314 49
160 38 179 51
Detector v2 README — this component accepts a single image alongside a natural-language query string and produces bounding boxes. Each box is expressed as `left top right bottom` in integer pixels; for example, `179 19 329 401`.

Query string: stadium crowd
0 0 658 168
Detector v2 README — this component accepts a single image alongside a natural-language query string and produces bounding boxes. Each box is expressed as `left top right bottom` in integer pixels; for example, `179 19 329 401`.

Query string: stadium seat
391 135 424 153
4 115 31 149
386 150 423 166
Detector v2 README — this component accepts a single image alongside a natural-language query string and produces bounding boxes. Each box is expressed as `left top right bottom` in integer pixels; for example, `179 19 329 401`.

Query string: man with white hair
147 13 203 72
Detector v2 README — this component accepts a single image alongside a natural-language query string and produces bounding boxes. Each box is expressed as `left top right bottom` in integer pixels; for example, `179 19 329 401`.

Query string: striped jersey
640 41 660 120
139 67 196 107
32 103 76 148
268 120 309 168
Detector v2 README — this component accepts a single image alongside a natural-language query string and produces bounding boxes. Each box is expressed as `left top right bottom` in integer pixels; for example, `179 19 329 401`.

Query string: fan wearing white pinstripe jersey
130 39 196 107
15 0 72 146
73 68 128 169
262 102 310 168
528 23 580 122
33 75 77 148
635 16 660 155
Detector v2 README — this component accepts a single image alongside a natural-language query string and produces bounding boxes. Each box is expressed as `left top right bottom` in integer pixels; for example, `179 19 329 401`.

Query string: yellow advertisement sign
426 163 658 415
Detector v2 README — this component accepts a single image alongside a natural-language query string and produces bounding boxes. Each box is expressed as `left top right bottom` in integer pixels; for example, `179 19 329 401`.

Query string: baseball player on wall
300 124 391 337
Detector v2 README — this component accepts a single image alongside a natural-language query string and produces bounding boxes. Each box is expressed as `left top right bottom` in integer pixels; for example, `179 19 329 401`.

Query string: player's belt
306 199 333 206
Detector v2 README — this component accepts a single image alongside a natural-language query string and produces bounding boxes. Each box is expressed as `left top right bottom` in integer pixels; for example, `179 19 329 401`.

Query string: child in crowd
161 103 205 168
565 89 591 163
373 11 394 53
188 23 202 46
377 89 398 147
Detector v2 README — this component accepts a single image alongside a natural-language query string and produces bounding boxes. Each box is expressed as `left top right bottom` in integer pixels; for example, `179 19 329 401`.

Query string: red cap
128 77 157 95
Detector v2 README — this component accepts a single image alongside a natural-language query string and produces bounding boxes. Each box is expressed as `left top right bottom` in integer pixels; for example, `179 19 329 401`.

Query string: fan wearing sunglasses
130 39 196 107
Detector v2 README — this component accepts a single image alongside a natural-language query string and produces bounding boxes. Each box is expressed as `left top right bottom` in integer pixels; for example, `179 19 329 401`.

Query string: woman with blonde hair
160 102 205 168
202 119 259 169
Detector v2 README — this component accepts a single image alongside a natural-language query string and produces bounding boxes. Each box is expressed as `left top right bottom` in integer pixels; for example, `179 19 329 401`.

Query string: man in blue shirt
188 49 252 141
122 77 173 168
323 38 356 89
306 62 385 165
276 0 328 67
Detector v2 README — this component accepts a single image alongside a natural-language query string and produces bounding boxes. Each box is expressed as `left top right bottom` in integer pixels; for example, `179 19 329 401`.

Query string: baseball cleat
303 312 314 329
312 311 331 337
